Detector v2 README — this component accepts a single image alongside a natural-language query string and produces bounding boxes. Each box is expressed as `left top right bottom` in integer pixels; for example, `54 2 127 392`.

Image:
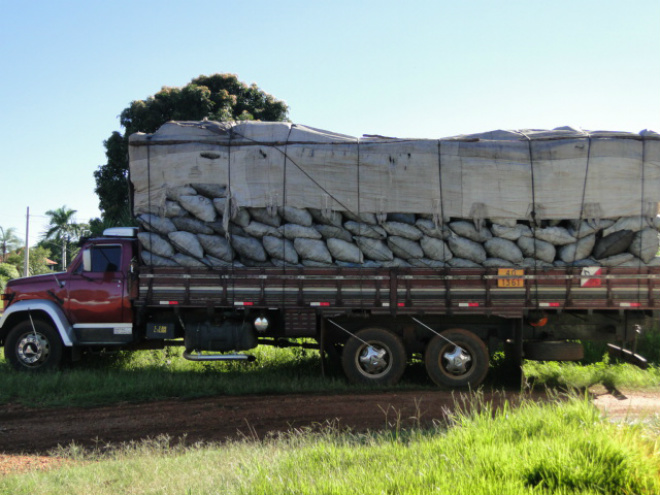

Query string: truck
1 121 659 387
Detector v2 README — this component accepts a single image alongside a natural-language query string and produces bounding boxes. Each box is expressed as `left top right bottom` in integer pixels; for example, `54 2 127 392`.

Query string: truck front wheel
424 329 489 389
4 320 63 371
341 328 406 386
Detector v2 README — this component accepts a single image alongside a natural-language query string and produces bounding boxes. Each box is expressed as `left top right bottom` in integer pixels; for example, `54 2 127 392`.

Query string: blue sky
1 0 659 245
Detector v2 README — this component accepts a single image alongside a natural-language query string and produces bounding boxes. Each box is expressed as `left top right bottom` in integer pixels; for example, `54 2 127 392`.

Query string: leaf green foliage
580 323 660 365
2 397 659 494
0 226 21 261
87 206 137 237
0 229 53 283
0 262 19 280
0 262 19 291
41 206 87 269
93 73 289 224
524 325 660 391
524 360 660 391
25 245 55 276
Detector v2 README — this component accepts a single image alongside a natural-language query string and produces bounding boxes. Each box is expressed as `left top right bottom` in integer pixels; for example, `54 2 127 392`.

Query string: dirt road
0 389 522 455
1 388 658 475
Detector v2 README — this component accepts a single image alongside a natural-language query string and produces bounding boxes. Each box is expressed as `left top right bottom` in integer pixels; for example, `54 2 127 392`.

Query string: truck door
64 243 133 344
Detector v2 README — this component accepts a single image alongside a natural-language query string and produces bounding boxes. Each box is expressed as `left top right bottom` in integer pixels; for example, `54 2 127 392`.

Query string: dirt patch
591 387 660 422
1 388 658 475
0 455 71 476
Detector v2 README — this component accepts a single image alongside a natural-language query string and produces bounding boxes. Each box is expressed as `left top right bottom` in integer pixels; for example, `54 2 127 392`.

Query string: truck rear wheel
424 329 489 389
341 328 406 386
4 320 63 371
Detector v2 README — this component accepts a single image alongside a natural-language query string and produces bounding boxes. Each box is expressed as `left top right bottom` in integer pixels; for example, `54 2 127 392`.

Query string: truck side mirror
82 249 92 272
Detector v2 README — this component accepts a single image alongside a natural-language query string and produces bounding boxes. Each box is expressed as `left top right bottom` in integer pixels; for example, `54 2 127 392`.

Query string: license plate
497 269 524 288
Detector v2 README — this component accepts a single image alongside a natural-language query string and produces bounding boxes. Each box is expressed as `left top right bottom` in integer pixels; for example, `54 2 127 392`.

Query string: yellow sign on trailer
497 269 524 288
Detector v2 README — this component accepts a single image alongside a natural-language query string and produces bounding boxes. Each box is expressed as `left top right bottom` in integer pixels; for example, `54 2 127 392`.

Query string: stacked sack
137 185 660 269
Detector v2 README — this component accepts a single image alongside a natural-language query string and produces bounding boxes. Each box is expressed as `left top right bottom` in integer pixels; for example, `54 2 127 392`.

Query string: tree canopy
0 226 21 262
94 73 289 225
43 206 86 270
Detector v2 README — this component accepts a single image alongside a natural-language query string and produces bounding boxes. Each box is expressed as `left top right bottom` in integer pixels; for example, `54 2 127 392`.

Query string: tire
523 341 584 361
4 319 64 371
341 328 406 386
424 329 489 389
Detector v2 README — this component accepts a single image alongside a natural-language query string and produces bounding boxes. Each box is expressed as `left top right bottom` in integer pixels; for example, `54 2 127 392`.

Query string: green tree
0 226 21 262
93 73 289 225
4 245 54 277
43 206 86 270
0 262 20 291
25 245 54 276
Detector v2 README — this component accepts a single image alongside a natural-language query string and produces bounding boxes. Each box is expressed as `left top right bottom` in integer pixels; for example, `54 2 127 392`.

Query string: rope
280 125 294 304
637 136 648 306
436 140 447 267
145 136 152 235
146 136 152 220
576 136 593 252
356 137 366 310
226 127 236 303
521 134 541 309
564 134 593 307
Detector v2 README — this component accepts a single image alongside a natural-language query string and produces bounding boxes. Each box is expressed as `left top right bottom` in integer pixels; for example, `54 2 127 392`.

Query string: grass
524 359 660 391
1 332 659 493
1 394 659 494
2 328 660 408
0 344 353 408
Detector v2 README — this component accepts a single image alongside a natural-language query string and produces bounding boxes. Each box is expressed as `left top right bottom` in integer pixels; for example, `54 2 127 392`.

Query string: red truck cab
0 228 137 370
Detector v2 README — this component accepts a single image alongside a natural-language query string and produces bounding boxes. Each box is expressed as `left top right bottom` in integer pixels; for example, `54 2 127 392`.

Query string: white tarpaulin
129 121 660 222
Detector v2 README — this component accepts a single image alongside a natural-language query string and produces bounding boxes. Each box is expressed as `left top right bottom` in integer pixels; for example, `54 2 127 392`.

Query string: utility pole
23 207 29 277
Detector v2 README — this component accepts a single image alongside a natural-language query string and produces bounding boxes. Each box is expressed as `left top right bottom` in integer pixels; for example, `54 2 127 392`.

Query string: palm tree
43 206 84 270
0 226 21 262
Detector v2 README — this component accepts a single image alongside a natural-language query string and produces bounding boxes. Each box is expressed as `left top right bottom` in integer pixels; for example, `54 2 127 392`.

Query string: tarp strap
435 140 445 229
281 124 294 277
145 136 153 234
521 133 541 309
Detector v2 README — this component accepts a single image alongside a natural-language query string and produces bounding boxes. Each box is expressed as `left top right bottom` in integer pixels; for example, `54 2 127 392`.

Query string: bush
0 262 19 280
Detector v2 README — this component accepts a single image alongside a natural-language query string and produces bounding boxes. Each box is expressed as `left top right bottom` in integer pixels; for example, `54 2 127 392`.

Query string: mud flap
607 344 648 369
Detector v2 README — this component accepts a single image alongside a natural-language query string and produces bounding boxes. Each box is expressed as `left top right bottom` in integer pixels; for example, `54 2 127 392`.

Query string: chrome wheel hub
17 333 50 366
358 344 389 375
442 346 471 375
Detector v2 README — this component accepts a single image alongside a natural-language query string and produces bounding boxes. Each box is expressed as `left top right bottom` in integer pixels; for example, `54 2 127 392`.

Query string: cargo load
128 122 660 269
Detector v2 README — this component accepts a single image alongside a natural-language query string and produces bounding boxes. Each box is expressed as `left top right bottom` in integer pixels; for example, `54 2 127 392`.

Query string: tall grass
525 325 660 392
1 395 659 494
0 344 353 408
524 359 660 391
1 326 659 408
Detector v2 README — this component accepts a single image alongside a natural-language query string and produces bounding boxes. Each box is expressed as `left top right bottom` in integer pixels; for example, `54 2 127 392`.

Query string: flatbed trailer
137 266 660 317
135 263 659 386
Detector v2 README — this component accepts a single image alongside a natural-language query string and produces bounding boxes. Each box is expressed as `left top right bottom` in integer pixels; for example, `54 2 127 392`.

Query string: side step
183 351 256 362
607 344 648 369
